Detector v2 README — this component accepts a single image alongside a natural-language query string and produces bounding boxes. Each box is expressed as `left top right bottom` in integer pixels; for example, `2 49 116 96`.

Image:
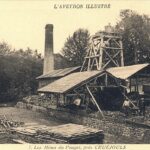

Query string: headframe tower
81 24 124 71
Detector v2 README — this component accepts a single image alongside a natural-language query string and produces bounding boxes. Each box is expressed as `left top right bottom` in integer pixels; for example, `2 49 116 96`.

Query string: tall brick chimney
43 24 54 75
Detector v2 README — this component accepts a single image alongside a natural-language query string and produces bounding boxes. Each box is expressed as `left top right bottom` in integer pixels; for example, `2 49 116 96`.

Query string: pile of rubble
22 95 56 108
0 115 25 144
0 115 24 129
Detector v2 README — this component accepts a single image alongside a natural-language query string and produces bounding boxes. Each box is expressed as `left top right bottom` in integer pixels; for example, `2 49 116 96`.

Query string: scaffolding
81 24 124 71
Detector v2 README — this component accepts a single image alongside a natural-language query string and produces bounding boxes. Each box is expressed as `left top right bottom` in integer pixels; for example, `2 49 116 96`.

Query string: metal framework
81 25 124 71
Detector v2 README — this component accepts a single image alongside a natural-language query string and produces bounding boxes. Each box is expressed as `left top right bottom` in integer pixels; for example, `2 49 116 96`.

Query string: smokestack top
45 24 53 30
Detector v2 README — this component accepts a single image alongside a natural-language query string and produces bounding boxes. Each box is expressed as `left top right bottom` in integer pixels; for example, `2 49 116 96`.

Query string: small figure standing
122 99 131 117
138 98 146 116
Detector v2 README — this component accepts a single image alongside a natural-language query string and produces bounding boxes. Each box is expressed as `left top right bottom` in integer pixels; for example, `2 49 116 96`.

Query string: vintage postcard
0 0 150 149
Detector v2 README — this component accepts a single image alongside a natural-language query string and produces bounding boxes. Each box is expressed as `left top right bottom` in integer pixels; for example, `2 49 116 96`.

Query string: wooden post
129 78 131 93
56 94 59 108
105 73 108 87
85 96 90 111
99 37 103 70
87 57 91 71
136 76 139 92
119 40 124 66
86 85 104 119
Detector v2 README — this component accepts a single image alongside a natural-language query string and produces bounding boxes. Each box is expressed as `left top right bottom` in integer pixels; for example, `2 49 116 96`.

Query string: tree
0 43 43 102
0 42 11 55
61 29 90 66
115 9 150 65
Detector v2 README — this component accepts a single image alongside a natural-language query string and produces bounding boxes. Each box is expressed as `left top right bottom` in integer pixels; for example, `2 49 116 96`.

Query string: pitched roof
107 64 149 80
37 66 80 79
38 70 103 93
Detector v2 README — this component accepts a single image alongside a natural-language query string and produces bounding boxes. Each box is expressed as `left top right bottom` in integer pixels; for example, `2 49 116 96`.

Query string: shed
38 70 104 93
37 66 81 88
38 70 124 113
107 64 149 80
107 63 150 93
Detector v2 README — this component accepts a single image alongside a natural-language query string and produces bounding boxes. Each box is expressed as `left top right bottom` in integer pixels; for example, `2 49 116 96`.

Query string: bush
0 43 43 102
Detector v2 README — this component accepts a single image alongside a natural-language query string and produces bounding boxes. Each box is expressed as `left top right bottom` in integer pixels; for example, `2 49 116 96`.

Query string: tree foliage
116 9 150 65
0 42 43 102
61 29 90 66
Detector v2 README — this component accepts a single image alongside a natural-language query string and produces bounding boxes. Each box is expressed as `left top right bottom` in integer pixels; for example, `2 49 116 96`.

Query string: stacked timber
10 123 50 144
36 123 104 144
10 123 104 144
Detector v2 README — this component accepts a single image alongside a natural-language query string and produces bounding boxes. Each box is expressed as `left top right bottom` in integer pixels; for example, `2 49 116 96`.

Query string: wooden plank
12 139 29 144
119 40 124 66
99 38 103 70
102 46 122 50
102 50 120 68
12 123 104 144
85 55 101 58
103 49 120 66
112 38 121 47
86 85 104 119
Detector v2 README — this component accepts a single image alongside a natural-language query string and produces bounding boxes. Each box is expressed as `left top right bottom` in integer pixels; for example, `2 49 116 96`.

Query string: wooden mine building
37 24 150 118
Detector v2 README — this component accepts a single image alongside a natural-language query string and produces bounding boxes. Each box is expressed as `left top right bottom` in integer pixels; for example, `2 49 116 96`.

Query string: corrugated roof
38 70 103 93
37 66 80 79
107 64 149 80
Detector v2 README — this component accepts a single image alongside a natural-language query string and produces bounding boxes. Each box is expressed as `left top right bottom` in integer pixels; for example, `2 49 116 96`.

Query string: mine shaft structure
81 24 124 71
79 24 125 117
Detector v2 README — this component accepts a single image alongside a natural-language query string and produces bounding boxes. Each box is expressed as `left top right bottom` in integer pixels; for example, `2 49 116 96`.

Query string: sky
0 0 150 55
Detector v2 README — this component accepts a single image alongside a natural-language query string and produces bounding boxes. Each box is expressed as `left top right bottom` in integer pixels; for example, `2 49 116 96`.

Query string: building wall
38 78 60 88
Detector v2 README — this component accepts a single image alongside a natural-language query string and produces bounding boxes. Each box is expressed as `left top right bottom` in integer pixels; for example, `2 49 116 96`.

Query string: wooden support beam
105 73 108 87
87 57 91 71
92 43 97 56
99 38 103 70
113 77 137 108
80 58 86 71
86 85 104 119
94 77 98 84
95 57 99 70
119 40 124 66
91 58 96 69
135 76 139 92
66 93 85 96
137 74 150 77
103 49 120 67
73 89 85 99
102 47 122 50
88 86 105 88
103 35 121 39
129 78 131 93
93 41 101 47
102 50 120 68
85 55 101 58
112 39 121 48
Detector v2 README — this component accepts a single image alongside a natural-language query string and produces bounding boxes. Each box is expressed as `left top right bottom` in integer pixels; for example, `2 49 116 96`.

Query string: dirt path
0 107 64 126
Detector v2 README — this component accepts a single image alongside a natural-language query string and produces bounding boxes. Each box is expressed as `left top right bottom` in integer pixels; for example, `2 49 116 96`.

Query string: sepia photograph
0 0 150 146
